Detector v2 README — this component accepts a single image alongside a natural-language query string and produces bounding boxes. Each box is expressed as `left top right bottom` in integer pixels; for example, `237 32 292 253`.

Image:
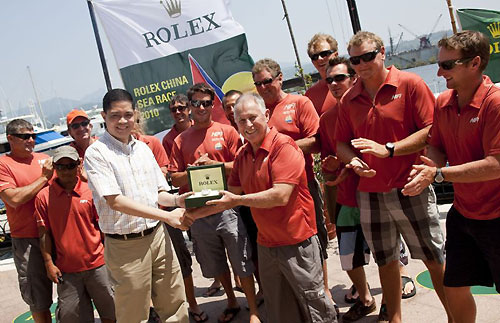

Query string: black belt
106 223 159 240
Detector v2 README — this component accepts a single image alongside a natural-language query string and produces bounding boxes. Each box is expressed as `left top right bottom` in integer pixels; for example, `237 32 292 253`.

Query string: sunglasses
11 133 37 140
170 105 188 113
349 49 380 65
53 162 79 170
437 57 474 70
325 74 351 84
69 120 90 130
254 77 274 87
310 49 335 61
190 100 213 108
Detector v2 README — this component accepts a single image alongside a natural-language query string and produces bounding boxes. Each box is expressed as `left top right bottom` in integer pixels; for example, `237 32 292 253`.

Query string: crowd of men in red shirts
0 28 498 323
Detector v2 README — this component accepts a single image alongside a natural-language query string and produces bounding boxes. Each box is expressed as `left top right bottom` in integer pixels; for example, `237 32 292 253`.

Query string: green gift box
184 164 227 208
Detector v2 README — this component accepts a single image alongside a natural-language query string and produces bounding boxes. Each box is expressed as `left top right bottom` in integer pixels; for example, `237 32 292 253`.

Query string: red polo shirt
428 76 500 220
70 136 98 159
268 94 319 181
319 103 359 207
162 127 179 158
228 128 316 247
136 134 169 168
0 153 50 238
168 121 242 193
305 79 337 116
335 67 435 192
35 178 104 273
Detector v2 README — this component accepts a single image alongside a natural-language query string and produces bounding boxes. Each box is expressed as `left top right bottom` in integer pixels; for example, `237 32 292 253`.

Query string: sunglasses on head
53 162 79 170
69 120 90 130
254 77 275 87
170 105 188 113
190 100 213 108
310 49 335 61
349 49 380 65
437 57 474 70
325 74 351 84
11 133 37 140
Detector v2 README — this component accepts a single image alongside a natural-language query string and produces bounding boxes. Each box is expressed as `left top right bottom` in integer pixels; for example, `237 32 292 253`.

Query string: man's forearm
394 125 431 156
105 194 177 223
442 155 500 183
337 141 358 164
0 176 49 208
427 145 447 168
224 161 235 175
39 228 53 265
238 184 293 209
296 136 320 154
170 171 188 188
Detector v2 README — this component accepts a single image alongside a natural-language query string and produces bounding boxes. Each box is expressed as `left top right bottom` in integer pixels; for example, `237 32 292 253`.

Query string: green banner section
119 34 253 135
456 8 500 83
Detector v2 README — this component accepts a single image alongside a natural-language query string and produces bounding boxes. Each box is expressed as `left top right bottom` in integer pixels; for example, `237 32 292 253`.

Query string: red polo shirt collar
440 75 494 111
350 66 399 99
53 177 83 197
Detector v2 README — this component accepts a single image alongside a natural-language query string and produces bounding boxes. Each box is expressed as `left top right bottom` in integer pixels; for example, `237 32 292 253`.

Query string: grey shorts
357 186 445 266
190 208 254 278
165 224 193 278
56 265 115 323
12 238 53 312
308 179 329 260
258 236 338 323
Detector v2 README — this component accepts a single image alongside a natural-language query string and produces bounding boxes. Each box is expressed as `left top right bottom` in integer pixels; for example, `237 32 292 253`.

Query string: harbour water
405 63 447 94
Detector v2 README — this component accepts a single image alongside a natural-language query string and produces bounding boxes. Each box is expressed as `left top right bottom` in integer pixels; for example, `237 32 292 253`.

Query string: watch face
386 142 395 149
435 169 444 183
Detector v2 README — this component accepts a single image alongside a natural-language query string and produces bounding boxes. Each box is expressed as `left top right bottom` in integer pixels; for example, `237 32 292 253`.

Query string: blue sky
1 0 498 115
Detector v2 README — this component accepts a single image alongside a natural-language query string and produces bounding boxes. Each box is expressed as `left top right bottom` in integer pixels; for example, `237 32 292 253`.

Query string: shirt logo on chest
80 200 89 204
285 115 293 124
391 94 402 100
214 142 223 150
469 117 479 124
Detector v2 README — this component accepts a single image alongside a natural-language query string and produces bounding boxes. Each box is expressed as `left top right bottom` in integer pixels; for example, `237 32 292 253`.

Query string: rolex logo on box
184 164 227 208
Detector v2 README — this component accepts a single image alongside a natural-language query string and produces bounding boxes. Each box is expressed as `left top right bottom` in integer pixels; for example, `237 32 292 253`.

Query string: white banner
92 0 245 68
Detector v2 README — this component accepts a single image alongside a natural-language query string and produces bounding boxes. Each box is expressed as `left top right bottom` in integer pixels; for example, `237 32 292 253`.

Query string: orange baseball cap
66 109 89 125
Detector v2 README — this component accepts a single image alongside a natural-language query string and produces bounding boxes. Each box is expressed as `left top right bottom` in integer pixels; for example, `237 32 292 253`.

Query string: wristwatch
385 142 395 158
434 168 445 183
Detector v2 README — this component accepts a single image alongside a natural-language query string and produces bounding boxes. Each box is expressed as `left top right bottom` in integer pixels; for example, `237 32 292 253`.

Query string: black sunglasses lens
334 74 348 82
191 100 212 107
14 133 36 140
349 56 361 65
70 120 90 129
55 163 78 170
360 51 377 62
438 60 454 70
170 105 186 112
310 50 333 61
254 78 273 86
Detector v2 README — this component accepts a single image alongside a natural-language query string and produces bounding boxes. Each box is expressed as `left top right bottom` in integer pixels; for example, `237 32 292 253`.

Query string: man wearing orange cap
66 110 97 159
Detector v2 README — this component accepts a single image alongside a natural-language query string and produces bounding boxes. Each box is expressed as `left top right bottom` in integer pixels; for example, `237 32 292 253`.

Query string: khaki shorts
12 238 53 312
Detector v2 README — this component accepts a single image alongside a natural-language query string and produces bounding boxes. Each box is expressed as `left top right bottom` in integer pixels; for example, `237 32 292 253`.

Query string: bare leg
240 275 261 323
32 310 51 323
445 286 474 323
234 273 242 290
323 261 334 302
216 270 239 322
378 260 402 323
346 266 373 305
424 260 454 323
184 274 204 314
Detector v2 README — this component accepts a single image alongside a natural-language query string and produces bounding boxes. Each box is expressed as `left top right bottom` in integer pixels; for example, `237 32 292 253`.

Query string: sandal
218 307 241 323
203 284 222 297
189 309 208 322
344 284 360 304
377 303 389 323
401 276 417 299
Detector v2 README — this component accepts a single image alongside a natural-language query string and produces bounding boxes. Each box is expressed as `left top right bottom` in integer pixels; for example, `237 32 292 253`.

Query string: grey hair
234 93 267 117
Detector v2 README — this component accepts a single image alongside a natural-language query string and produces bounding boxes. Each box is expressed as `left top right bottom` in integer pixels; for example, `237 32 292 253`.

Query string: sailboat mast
27 65 47 129
445 0 458 34
280 0 307 89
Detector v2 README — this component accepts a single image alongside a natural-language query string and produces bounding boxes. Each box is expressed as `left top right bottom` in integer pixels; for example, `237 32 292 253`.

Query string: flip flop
401 276 417 299
218 307 241 323
233 286 244 293
344 284 360 304
203 285 222 297
189 309 208 323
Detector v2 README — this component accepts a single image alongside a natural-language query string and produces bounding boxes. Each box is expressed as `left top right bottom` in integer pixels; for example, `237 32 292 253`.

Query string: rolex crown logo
205 174 210 180
487 21 500 39
160 0 181 18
